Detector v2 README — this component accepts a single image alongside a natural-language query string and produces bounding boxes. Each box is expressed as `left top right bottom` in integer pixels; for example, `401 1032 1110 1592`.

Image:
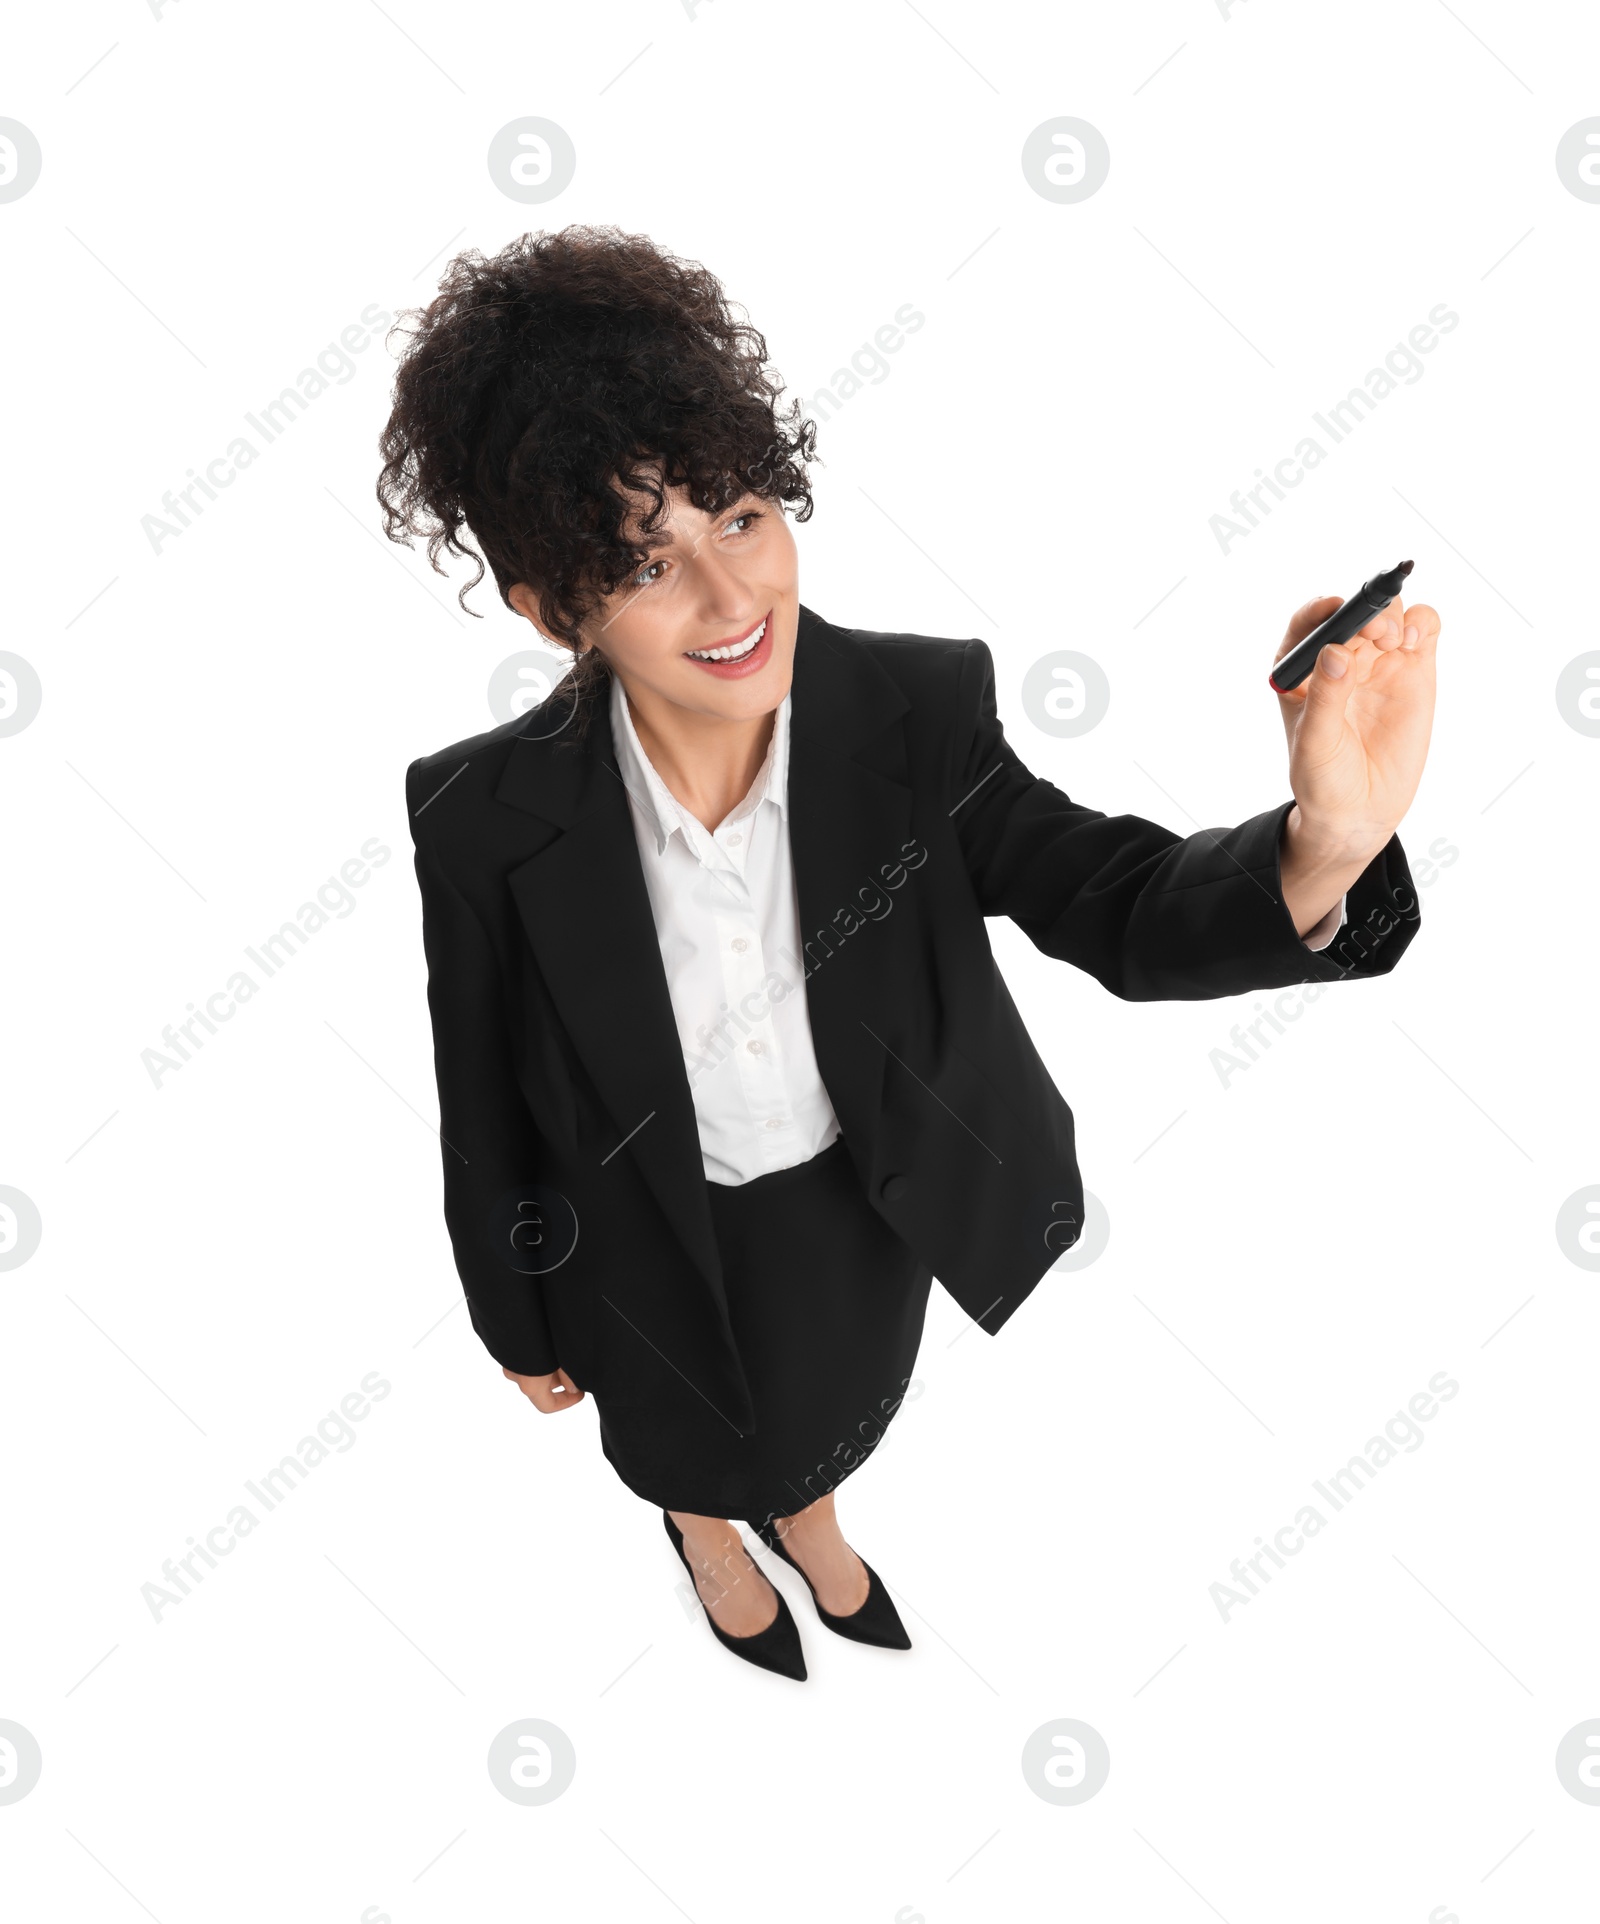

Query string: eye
628 507 763 590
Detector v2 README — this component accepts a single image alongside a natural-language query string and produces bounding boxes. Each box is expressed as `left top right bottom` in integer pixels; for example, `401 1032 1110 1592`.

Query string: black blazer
406 603 1419 1434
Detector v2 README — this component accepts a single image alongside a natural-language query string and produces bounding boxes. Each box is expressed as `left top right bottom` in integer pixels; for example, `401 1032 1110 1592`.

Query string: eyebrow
625 493 760 553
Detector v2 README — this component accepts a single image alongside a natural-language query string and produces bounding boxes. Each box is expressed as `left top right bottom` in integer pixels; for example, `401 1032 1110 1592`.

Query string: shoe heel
663 1512 807 1681
752 1518 912 1651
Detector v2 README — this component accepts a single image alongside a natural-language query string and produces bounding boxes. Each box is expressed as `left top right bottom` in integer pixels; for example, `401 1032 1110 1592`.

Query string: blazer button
879 1172 911 1202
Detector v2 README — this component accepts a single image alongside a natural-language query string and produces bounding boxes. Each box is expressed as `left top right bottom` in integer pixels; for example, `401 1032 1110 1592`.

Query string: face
510 473 799 724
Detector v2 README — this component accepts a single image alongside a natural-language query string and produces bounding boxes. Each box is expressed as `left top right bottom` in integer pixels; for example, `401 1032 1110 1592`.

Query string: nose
689 533 756 620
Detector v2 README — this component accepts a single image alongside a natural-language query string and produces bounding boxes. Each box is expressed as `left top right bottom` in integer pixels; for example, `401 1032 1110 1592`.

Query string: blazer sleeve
948 639 1420 1000
407 766 561 1377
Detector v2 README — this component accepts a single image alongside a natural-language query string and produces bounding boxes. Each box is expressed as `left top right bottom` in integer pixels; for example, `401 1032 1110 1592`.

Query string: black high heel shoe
749 1518 912 1651
662 1512 807 1681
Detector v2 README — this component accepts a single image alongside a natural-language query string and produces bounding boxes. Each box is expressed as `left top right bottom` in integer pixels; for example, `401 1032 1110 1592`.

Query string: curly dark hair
376 224 818 729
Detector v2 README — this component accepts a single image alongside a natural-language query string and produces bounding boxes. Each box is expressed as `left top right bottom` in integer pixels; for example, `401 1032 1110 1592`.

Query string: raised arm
947 638 1424 1001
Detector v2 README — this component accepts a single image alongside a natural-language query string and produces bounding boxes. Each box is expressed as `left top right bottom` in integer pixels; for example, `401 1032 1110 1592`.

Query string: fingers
1273 592 1439 745
501 1363 586 1412
1294 638 1360 756
1275 596 1343 663
529 1369 585 1413
539 1368 584 1413
1359 598 1404 651
1359 590 1443 655
1281 588 1429 667
1273 611 1376 721
1275 593 1409 694
1399 601 1440 654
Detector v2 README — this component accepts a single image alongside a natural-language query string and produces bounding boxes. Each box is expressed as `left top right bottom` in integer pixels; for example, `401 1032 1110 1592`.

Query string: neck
619 675 778 835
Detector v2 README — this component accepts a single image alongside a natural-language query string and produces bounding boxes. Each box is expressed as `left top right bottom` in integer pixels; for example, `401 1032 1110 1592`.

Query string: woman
379 226 1438 1681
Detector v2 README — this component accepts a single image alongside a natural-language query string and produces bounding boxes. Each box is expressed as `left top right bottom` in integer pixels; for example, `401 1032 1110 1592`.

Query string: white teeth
687 617 766 662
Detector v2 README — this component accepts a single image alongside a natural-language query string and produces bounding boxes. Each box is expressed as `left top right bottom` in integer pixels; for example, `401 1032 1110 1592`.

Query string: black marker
1269 559 1414 694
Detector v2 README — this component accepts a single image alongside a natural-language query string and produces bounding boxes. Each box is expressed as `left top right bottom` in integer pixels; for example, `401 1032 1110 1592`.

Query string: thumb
1295 641 1358 757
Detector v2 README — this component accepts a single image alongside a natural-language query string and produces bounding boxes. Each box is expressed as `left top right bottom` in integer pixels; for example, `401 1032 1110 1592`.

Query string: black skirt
592 1135 933 1527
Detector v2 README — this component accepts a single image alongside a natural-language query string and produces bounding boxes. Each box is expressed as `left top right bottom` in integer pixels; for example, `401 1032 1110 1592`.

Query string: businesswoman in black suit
380 227 1438 1681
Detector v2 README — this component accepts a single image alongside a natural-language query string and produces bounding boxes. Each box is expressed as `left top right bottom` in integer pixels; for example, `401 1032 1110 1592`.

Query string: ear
507 581 540 624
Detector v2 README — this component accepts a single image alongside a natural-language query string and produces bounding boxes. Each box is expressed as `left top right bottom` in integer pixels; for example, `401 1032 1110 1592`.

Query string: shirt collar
609 669 789 858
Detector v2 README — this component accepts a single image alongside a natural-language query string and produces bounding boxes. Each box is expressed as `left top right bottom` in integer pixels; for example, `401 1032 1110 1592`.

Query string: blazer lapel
785 611 914 1165
496 701 726 1323
491 604 914 1320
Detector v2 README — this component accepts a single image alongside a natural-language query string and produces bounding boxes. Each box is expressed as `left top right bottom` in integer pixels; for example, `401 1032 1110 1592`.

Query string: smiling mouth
685 613 768 662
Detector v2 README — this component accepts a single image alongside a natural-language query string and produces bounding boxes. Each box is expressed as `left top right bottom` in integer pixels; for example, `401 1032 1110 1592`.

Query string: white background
3 2 1597 1920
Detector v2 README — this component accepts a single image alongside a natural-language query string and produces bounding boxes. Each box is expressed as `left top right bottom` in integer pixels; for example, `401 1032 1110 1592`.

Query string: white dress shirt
609 670 1345 1187
610 672 841 1185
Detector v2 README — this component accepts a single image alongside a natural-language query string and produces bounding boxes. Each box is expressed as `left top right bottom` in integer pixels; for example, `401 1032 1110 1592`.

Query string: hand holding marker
1267 560 1438 942
1268 560 1415 693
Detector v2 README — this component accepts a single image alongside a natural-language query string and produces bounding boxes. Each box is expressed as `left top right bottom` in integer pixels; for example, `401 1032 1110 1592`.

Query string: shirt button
731 937 750 952
726 832 742 846
746 1038 765 1055
764 1117 785 1129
